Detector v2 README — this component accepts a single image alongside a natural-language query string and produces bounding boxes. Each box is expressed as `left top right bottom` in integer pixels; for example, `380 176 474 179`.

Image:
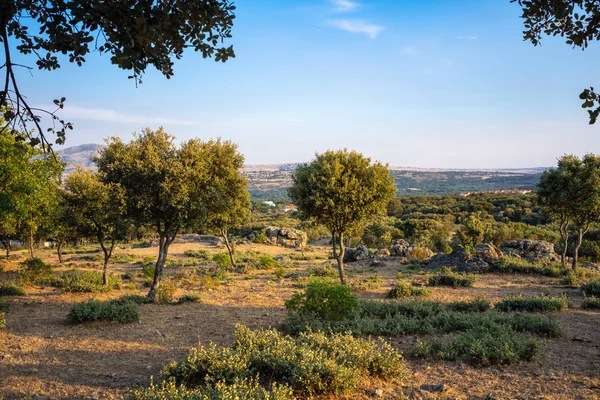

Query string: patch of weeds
0 285 26 296
142 279 153 288
244 275 259 280
19 258 53 284
157 281 177 304
142 264 155 279
257 255 277 270
212 253 232 269
288 252 327 261
183 249 210 260
121 272 134 280
115 294 152 305
127 377 293 400
428 267 476 287
0 312 4 329
581 297 600 310
351 275 384 291
125 283 136 290
178 294 202 304
50 270 121 293
446 298 491 313
67 299 139 323
494 295 569 312
307 264 338 278
161 324 404 397
111 253 138 264
413 325 540 366
495 256 566 277
272 265 285 281
581 277 600 297
0 300 10 313
387 280 431 299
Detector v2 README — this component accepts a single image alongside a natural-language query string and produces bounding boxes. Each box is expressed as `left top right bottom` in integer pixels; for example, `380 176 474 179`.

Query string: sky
11 0 600 168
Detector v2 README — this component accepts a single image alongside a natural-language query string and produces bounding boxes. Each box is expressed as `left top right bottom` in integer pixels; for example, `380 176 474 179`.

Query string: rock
373 388 384 397
369 259 386 267
374 248 391 258
343 247 356 263
475 243 504 265
264 226 308 249
343 245 371 263
244 231 257 241
500 240 560 263
426 246 491 273
420 383 446 393
390 239 410 256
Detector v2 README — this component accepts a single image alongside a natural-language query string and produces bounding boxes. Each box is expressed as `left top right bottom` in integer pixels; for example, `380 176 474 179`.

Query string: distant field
245 169 543 200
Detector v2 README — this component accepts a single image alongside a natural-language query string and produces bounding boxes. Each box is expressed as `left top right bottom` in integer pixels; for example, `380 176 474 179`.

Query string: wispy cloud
330 19 384 39
457 35 477 40
56 106 197 126
332 0 359 12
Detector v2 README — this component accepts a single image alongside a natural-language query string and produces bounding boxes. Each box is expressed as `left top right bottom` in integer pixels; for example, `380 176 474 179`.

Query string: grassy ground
0 241 599 399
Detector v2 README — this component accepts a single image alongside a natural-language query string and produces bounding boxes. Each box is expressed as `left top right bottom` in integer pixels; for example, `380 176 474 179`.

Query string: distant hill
55 144 547 199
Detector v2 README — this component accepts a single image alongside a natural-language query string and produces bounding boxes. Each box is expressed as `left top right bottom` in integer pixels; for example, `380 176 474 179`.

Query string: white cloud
330 20 384 39
458 36 477 40
332 0 359 12
55 106 197 126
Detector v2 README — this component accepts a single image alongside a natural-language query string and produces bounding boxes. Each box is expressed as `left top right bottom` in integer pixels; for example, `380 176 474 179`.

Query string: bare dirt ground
0 242 599 400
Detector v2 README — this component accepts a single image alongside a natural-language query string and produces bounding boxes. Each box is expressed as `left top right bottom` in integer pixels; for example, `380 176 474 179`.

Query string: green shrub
142 263 156 279
494 295 569 312
67 299 139 323
495 256 566 277
162 324 404 397
0 312 4 329
183 249 210 260
581 297 600 310
581 278 600 297
0 300 10 313
257 255 277 269
19 258 53 283
50 270 121 293
428 267 476 287
273 265 285 280
413 326 540 366
115 294 152 305
212 253 232 269
178 294 202 304
446 298 491 313
112 253 138 264
0 285 25 296
121 272 134 280
351 275 384 291
387 280 431 299
252 231 267 244
285 281 359 321
127 377 293 400
307 264 338 278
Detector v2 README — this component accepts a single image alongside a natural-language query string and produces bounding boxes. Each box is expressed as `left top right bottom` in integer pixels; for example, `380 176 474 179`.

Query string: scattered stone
390 239 411 256
475 243 504 266
425 246 490 273
369 259 386 267
373 388 384 397
264 226 308 249
373 248 391 258
343 245 371 262
420 383 446 393
500 240 560 263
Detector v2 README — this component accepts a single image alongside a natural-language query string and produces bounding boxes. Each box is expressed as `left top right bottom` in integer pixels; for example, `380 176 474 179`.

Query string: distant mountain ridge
56 143 104 175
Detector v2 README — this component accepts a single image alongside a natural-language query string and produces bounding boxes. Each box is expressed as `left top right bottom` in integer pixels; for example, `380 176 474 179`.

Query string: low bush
0 285 26 296
157 281 177 304
212 253 232 269
446 298 491 313
183 249 210 260
495 256 566 277
428 267 476 287
112 253 138 264
0 312 4 329
121 272 134 280
288 253 327 261
351 275 384 291
494 295 569 312
50 271 121 293
19 258 53 284
413 326 540 366
285 281 359 321
307 264 338 278
257 255 277 269
178 294 202 304
0 300 10 313
581 278 600 297
581 297 600 310
387 280 431 299
162 324 404 397
115 294 152 305
127 377 293 400
67 299 139 323
273 265 285 280
563 268 600 286
142 263 155 279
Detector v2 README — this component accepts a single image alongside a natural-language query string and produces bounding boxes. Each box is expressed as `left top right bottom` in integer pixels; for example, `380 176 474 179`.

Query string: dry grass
0 242 599 399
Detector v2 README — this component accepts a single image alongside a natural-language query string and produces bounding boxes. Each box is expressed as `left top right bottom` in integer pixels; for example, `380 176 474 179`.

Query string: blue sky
12 0 600 168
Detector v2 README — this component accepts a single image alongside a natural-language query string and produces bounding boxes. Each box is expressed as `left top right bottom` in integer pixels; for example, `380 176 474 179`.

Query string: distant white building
263 201 276 207
280 204 298 213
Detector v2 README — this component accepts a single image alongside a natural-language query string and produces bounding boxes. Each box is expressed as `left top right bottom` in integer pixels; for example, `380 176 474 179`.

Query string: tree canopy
513 0 600 123
0 0 236 148
289 149 396 284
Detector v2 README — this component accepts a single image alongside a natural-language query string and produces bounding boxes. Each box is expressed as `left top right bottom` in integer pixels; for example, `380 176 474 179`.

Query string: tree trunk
99 238 114 286
559 219 569 268
334 231 347 285
222 229 236 269
0 238 10 258
57 239 64 264
572 227 585 270
28 228 34 258
147 234 172 301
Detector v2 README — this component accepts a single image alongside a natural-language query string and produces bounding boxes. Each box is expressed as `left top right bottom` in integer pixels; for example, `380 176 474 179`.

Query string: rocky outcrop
343 244 370 263
500 240 560 263
390 239 410 256
475 243 504 266
264 226 308 249
425 246 491 273
389 239 433 260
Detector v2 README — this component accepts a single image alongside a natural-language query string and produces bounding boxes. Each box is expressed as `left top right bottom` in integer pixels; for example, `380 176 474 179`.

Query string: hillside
56 144 545 199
